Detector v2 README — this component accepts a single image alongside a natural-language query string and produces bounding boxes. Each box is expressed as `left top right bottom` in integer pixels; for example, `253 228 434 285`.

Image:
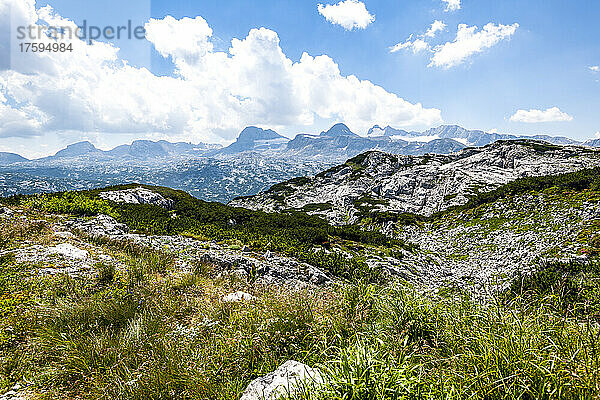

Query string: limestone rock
47 243 88 259
99 187 174 209
66 214 129 237
231 141 600 224
239 360 322 400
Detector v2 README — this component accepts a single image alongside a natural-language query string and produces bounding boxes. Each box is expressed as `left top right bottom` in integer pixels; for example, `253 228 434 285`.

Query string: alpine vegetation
2 140 600 398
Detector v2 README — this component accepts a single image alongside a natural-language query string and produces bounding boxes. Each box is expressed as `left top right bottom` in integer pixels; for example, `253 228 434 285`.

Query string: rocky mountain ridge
32 139 223 163
0 152 28 164
230 140 600 224
2 124 599 208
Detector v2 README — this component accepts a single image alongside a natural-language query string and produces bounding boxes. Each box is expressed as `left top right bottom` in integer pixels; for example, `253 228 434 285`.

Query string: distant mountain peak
321 123 357 137
54 141 99 158
583 138 600 147
367 125 407 137
0 152 28 164
426 125 469 135
237 126 286 143
219 126 289 155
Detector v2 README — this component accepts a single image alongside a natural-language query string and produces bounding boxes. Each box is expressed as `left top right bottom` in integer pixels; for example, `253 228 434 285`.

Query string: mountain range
2 124 600 203
29 139 223 163
1 124 596 166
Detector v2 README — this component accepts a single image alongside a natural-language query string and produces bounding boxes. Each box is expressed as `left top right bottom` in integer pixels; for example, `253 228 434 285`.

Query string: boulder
239 360 322 400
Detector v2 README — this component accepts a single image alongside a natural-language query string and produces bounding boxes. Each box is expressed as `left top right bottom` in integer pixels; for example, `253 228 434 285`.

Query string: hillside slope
2 178 600 398
3 180 600 398
394 184 600 296
230 140 600 225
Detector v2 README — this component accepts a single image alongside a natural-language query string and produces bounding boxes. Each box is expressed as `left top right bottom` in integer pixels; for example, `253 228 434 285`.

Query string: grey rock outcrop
231 141 600 224
0 383 29 400
222 291 256 302
66 214 129 237
239 360 322 400
47 243 88 259
99 187 174 209
0 207 14 217
61 216 331 288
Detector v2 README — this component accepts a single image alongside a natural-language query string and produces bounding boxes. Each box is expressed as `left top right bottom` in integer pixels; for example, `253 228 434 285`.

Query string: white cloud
0 0 441 144
441 0 461 12
390 20 445 54
390 35 430 54
595 131 600 139
317 0 375 31
590 66 600 73
0 94 44 138
144 16 213 63
425 20 446 38
509 107 573 123
429 23 519 68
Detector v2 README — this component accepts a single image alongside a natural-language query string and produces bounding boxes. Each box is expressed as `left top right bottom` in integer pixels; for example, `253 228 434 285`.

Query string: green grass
505 260 600 317
290 281 600 400
1 217 599 398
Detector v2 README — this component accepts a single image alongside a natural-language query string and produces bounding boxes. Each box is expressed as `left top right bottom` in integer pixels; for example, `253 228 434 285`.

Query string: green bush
22 192 116 217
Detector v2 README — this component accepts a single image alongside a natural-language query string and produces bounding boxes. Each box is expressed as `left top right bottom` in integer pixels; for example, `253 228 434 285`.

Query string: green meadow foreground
1 170 600 399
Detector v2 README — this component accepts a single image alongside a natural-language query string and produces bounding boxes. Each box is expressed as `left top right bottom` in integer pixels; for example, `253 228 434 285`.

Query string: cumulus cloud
144 16 213 64
590 66 600 72
390 36 430 54
390 21 445 54
429 23 519 68
441 0 461 12
0 0 441 142
0 91 44 137
509 107 573 123
317 0 375 30
425 20 446 38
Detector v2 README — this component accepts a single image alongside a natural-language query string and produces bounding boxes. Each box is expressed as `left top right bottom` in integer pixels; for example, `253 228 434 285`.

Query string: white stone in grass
47 243 88 259
0 207 14 217
239 360 322 400
54 231 75 239
222 291 256 302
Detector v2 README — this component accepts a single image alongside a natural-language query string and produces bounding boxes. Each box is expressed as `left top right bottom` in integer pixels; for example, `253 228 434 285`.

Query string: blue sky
2 0 600 157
